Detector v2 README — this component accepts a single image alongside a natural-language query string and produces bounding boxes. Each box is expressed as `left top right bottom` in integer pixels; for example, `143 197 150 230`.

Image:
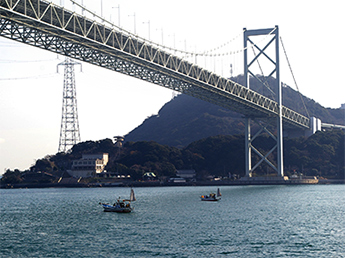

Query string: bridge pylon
243 26 284 178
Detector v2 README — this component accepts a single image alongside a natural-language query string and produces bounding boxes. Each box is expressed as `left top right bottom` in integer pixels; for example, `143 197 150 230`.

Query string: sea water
1 185 345 257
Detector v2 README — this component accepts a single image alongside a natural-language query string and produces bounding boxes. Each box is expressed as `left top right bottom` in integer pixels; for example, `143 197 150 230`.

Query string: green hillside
2 130 344 185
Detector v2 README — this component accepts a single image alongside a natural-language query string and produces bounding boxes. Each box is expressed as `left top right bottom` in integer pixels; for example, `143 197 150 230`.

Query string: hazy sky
0 0 344 173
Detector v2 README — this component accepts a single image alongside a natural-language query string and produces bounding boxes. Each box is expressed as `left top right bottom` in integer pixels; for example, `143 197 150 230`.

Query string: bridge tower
57 57 82 153
243 26 284 178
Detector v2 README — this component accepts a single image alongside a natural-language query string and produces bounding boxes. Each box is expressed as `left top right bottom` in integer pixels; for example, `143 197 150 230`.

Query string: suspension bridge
0 0 343 178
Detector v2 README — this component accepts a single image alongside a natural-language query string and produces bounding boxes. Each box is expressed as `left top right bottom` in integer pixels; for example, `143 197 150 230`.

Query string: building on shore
170 169 196 182
67 153 108 178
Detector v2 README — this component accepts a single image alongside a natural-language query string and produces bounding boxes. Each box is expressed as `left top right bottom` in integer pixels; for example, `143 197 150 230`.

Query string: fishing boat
201 188 221 201
99 188 136 213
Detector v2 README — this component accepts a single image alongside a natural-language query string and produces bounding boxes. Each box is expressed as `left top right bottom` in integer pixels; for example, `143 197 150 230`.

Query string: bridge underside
0 0 309 130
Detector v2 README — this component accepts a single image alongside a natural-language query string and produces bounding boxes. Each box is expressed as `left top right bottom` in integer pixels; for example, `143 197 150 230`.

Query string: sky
0 0 344 173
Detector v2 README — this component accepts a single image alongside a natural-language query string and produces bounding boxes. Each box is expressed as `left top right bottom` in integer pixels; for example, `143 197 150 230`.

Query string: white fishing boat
201 188 221 201
99 188 136 213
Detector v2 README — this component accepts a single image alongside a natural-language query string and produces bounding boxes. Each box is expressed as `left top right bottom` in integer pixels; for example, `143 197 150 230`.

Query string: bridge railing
0 0 310 129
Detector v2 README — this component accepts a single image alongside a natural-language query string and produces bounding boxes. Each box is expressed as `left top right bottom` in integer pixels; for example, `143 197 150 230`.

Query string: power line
0 73 58 81
0 58 58 63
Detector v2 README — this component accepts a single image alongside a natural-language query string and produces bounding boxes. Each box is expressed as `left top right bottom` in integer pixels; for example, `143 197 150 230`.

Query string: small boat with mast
200 188 221 201
99 188 136 213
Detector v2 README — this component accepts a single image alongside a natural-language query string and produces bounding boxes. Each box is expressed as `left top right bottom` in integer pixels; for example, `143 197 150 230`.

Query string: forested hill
125 75 344 147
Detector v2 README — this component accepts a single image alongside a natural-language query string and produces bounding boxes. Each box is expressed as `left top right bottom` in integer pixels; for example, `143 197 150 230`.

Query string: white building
68 153 109 178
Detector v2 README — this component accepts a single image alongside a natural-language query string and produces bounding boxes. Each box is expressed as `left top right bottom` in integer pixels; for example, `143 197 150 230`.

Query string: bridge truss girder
0 0 309 131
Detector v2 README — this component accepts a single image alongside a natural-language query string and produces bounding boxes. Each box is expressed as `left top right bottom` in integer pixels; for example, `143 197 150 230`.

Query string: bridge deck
0 0 309 129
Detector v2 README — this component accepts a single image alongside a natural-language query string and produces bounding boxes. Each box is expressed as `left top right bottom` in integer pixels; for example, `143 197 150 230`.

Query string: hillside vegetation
2 130 344 184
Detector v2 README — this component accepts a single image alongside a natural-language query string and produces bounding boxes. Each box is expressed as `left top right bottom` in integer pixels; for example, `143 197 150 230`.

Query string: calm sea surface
1 185 345 257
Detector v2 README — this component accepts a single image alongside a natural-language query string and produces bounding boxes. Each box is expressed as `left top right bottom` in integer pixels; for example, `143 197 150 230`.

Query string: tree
1 169 23 184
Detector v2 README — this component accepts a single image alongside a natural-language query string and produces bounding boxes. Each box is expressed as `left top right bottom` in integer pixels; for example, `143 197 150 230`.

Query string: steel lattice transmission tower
57 57 82 153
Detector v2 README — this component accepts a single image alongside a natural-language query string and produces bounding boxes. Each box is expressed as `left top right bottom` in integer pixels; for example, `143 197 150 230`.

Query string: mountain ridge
125 75 344 147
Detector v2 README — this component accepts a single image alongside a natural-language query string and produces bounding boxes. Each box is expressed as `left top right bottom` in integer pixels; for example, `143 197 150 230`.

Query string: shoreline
1 178 344 189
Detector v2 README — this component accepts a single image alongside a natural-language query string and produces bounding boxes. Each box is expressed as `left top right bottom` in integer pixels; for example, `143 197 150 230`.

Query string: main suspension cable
69 0 274 58
280 36 310 117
